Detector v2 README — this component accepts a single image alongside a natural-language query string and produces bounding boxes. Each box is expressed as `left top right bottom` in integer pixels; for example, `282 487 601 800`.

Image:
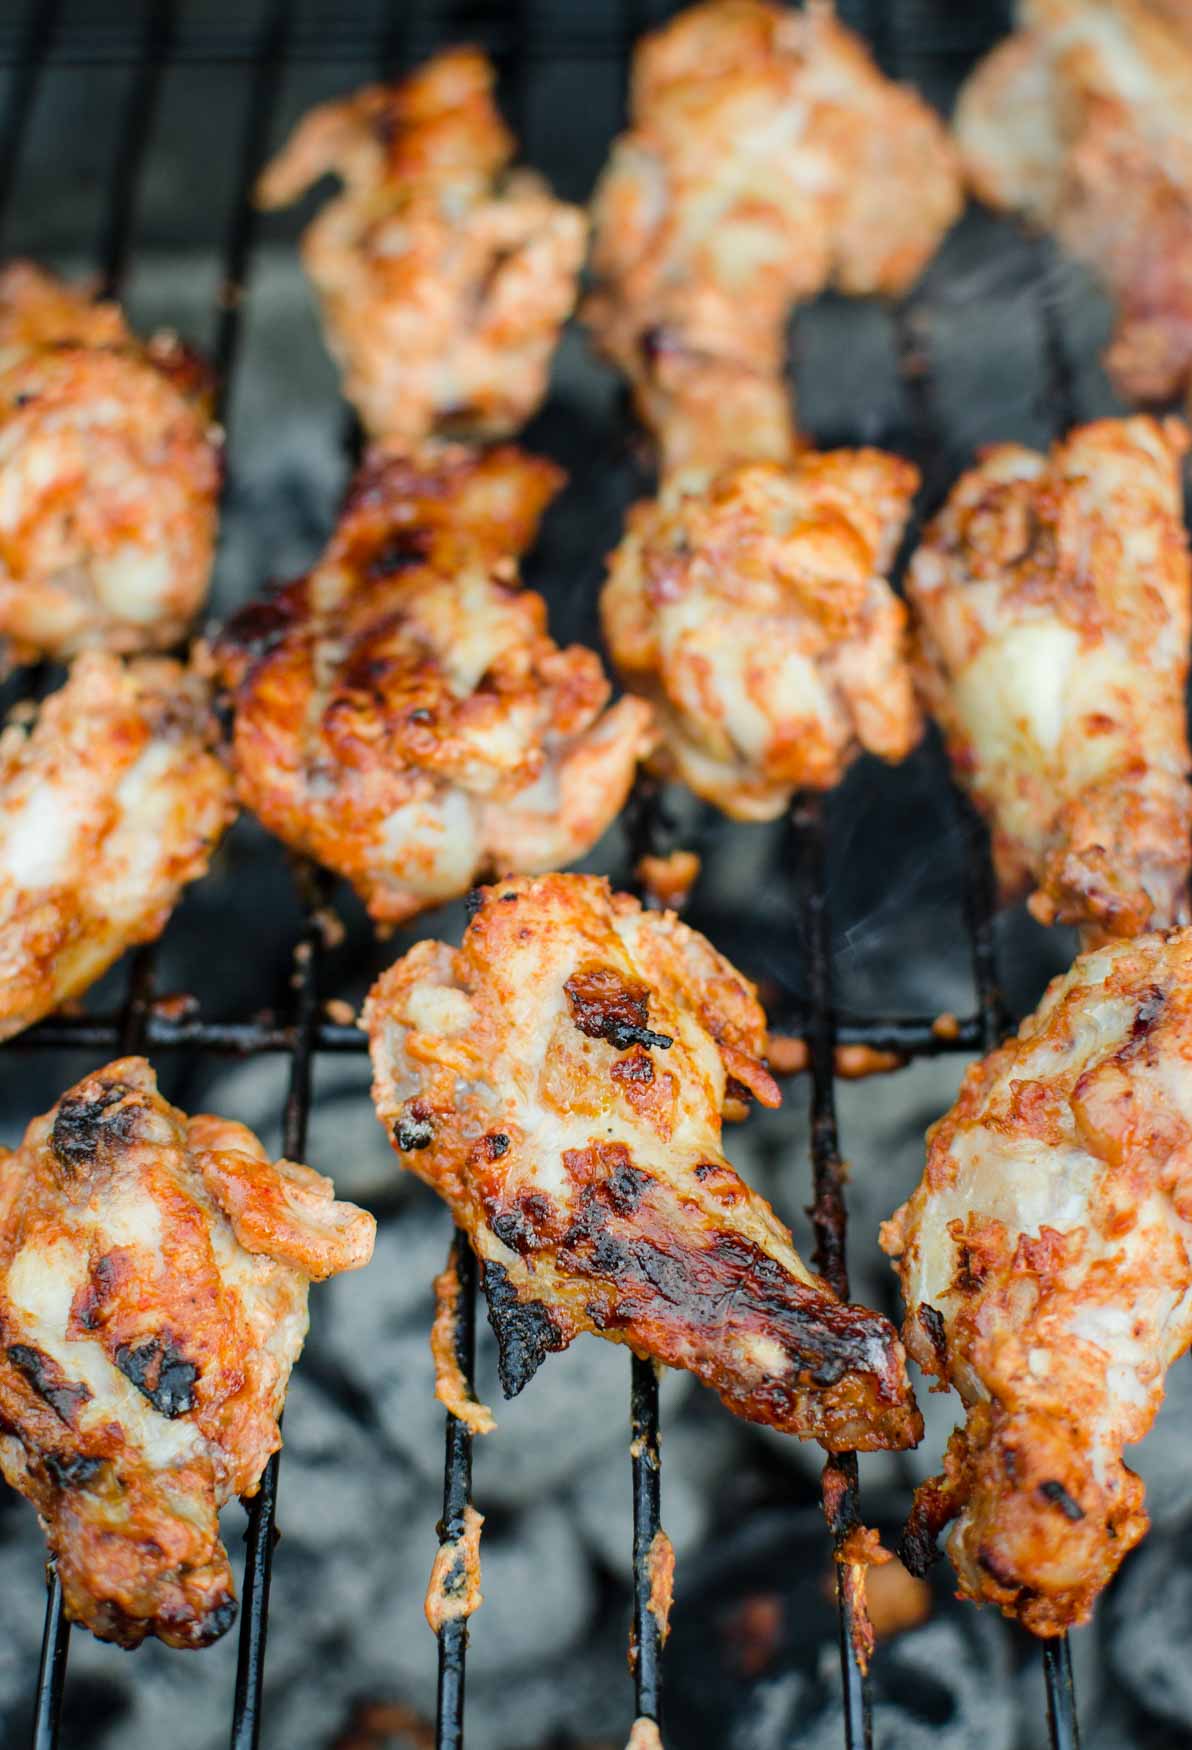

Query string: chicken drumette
255 48 586 447
0 263 221 664
585 0 961 471
366 873 921 1452
0 651 235 1041
882 928 1192 1635
215 445 654 924
0 1057 374 1647
955 0 1192 409
907 416 1192 941
602 449 922 819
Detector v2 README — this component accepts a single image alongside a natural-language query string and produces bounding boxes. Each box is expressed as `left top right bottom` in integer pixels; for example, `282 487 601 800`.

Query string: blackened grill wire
790 798 872 1749
0 9 1103 1750
23 0 175 1737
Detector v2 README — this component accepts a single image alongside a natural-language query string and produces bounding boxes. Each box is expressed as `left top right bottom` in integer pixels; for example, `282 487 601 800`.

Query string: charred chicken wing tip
0 1057 374 1647
365 871 920 1452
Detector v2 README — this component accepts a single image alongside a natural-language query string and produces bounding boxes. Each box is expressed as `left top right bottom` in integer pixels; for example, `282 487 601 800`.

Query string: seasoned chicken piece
881 930 1192 1635
907 416 1192 941
255 48 586 446
0 652 235 1041
0 262 220 664
585 0 960 470
955 0 1192 406
0 1057 374 1648
365 873 921 1452
215 445 654 924
602 450 922 820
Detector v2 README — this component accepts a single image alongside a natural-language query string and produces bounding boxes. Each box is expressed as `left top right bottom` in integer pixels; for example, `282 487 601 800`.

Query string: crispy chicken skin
365 873 921 1451
0 652 235 1042
907 416 1192 941
215 446 655 924
0 1057 374 1648
602 450 922 819
955 0 1192 406
0 262 220 664
585 0 960 471
255 48 586 446
881 930 1192 1634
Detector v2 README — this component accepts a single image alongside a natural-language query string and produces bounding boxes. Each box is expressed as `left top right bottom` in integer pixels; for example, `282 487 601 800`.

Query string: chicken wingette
586 0 960 471
256 48 586 447
602 449 922 819
907 416 1192 941
0 1058 374 1647
215 445 654 924
0 652 235 1041
882 929 1192 1634
0 263 220 664
366 873 921 1451
955 0 1192 409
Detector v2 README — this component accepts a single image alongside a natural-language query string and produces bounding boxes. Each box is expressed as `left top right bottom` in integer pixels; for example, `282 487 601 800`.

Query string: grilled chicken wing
255 48 586 446
585 0 960 471
0 652 235 1041
881 929 1192 1634
365 873 921 1451
602 450 922 819
0 263 220 664
215 445 654 924
0 1057 374 1647
907 416 1192 941
955 0 1192 406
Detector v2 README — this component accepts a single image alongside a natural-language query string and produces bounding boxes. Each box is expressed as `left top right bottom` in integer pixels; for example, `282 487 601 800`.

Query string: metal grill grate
0 3 1096 1747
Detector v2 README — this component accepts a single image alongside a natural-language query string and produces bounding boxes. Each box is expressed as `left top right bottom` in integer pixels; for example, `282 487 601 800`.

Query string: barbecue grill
0 0 1120 1745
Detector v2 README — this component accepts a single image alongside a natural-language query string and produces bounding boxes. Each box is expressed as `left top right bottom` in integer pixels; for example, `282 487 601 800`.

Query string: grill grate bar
0 0 60 252
1031 197 1084 1750
629 1356 664 1724
624 778 669 1732
96 0 175 300
13 1006 990 1058
31 1569 69 1750
791 794 871 1750
216 12 304 1736
25 0 176 1715
230 905 320 1750
435 1232 480 1750
211 0 294 424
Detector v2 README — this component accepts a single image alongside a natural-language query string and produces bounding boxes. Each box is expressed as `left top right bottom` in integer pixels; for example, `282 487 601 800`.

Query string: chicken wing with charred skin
0 262 221 664
255 48 586 447
365 873 922 1452
0 651 235 1042
882 929 1192 1635
955 0 1192 408
585 0 961 472
602 449 922 820
907 415 1192 942
214 445 655 925
0 1057 375 1648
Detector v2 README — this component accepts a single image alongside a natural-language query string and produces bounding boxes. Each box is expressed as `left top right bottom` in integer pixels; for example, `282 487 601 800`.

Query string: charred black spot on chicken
564 963 673 1052
8 1344 93 1425
114 1336 199 1418
480 1261 568 1397
50 1083 136 1177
